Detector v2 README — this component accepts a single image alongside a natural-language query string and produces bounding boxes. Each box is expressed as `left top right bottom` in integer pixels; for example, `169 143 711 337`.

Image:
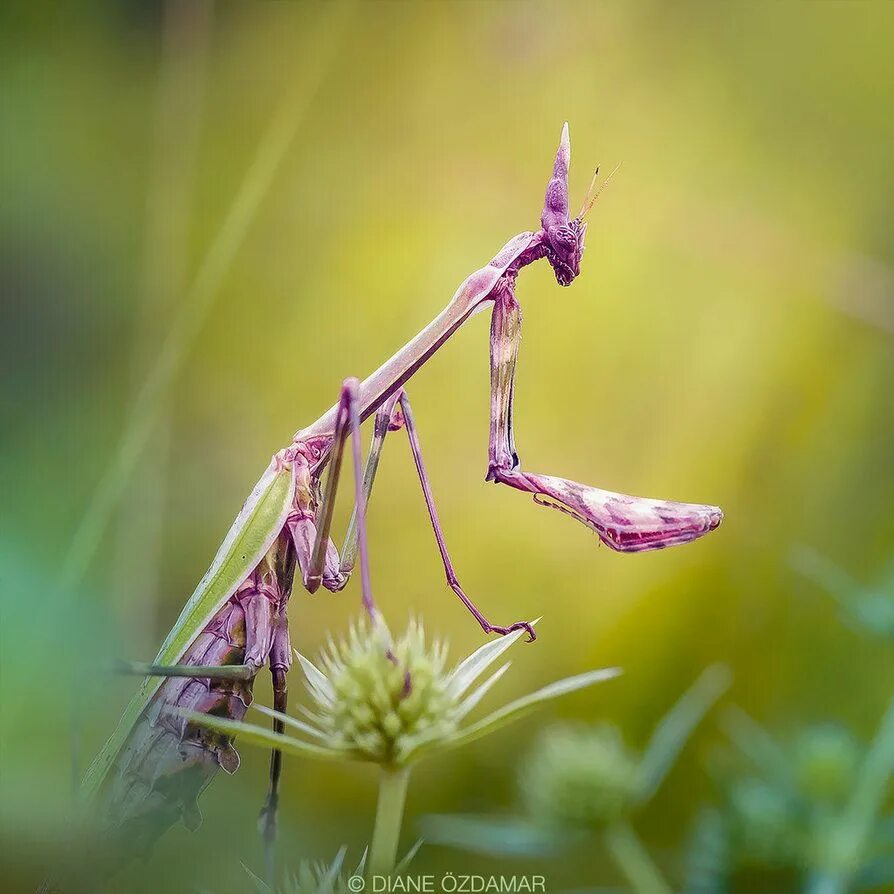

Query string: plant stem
368 766 411 878
604 821 672 894
805 871 848 894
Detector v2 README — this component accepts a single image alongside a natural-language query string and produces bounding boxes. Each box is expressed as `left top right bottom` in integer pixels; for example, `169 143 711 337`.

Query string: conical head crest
540 124 619 288
541 121 571 231
541 122 580 287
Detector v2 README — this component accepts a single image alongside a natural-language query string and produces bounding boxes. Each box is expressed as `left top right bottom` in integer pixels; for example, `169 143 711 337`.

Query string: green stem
604 821 672 894
805 872 848 894
368 766 411 878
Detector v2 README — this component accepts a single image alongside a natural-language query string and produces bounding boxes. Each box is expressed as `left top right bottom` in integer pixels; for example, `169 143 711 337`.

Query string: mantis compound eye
552 226 576 249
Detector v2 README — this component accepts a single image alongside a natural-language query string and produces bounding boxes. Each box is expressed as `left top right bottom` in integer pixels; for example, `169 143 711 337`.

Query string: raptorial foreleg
485 287 722 552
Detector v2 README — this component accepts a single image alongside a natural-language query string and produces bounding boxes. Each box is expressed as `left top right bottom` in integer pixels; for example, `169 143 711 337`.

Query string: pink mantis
83 123 722 870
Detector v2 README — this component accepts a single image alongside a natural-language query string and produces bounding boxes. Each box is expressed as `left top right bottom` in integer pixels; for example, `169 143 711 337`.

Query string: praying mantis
83 123 722 867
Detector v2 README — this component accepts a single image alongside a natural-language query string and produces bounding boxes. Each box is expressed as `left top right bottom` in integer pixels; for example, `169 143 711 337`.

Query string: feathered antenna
577 161 622 221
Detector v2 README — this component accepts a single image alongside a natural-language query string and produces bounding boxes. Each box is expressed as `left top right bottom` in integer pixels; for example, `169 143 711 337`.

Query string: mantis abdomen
100 542 294 861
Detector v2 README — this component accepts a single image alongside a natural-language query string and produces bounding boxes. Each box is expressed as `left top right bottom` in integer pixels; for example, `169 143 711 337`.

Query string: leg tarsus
304 384 354 591
446 580 536 643
483 619 537 642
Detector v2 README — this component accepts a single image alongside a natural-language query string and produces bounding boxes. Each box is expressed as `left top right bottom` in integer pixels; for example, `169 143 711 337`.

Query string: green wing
82 461 296 798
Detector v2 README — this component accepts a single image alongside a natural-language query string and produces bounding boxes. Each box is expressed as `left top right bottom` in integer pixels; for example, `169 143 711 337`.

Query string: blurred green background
3 1 894 891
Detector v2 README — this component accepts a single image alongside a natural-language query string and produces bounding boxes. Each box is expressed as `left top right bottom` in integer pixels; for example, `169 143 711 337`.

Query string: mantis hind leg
257 606 291 883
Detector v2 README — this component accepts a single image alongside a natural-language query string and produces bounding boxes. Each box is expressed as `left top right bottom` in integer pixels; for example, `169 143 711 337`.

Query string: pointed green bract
420 667 622 760
183 711 354 763
296 650 335 706
254 705 329 741
447 624 529 697
454 663 511 721
186 618 620 769
82 461 296 797
394 839 423 874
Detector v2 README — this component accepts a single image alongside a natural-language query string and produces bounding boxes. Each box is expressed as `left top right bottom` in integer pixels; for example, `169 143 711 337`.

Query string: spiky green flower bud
727 778 801 868
315 619 458 765
520 723 641 828
187 616 618 771
793 724 860 805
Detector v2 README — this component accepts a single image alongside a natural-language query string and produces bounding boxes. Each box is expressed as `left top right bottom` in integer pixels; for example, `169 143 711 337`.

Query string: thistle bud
314 619 458 766
726 778 800 868
792 724 860 805
520 724 641 828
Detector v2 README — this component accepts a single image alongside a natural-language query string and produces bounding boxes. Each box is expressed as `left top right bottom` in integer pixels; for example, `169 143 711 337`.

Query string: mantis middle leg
323 384 537 640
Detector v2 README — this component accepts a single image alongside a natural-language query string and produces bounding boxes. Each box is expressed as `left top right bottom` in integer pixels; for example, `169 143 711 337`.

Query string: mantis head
540 123 619 287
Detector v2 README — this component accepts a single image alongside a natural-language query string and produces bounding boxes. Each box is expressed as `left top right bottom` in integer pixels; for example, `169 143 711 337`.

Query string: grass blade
637 664 732 802
59 0 357 591
841 695 894 864
720 705 792 787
